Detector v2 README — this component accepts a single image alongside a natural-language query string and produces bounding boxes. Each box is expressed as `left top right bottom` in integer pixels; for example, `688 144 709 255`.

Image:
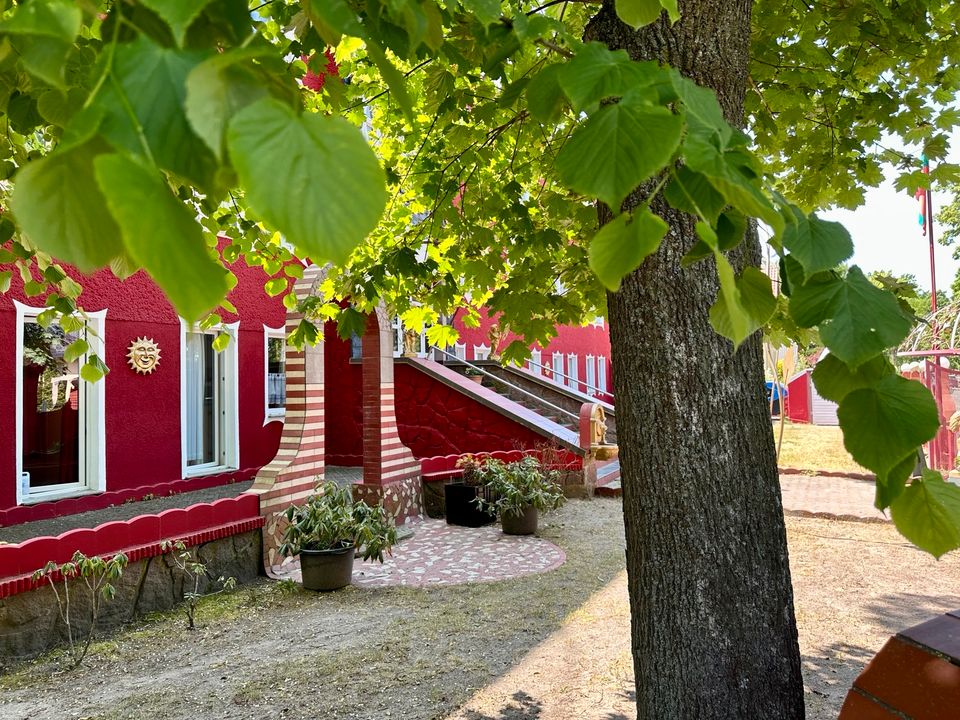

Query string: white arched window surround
180 319 240 478
15 301 107 505
263 324 286 424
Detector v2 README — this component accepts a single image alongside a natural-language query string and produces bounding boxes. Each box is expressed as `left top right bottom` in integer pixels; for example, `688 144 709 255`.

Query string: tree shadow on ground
461 691 543 719
860 592 959 635
602 688 635 720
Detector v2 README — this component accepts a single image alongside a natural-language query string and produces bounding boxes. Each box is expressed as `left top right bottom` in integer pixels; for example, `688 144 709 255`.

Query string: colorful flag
915 155 930 234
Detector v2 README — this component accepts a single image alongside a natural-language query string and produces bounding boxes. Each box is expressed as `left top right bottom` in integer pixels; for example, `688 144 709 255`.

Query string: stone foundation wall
0 530 262 663
353 476 423 525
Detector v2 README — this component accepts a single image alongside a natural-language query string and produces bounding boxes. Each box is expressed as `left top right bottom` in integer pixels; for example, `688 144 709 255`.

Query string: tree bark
586 1 806 717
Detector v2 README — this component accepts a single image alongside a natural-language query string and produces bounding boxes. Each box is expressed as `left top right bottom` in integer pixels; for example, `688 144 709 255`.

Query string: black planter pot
299 544 355 591
501 505 538 535
422 478 447 519
444 483 496 527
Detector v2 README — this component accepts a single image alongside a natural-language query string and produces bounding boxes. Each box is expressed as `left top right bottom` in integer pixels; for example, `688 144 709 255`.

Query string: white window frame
551 351 564 384
454 342 466 361
591 316 605 328
598 355 608 392
567 353 579 391
15 301 107 505
180 319 240 478
585 354 596 396
473 343 491 361
263 324 286 424
529 348 542 375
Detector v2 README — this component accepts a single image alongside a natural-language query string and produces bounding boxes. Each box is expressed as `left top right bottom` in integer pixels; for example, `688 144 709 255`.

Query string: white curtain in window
454 343 466 360
185 333 204 465
567 353 579 390
598 356 607 392
529 349 542 375
474 344 490 360
552 352 563 384
585 355 596 395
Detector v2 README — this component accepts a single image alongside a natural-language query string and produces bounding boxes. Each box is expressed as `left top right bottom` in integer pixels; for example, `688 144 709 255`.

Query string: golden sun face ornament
127 337 161 374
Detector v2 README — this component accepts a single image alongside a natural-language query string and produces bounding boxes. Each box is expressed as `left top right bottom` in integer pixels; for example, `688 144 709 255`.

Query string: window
181 321 239 477
585 355 596 395
473 344 490 361
15 302 106 505
567 353 579 391
350 332 363 360
264 325 286 422
597 356 607 393
591 316 605 328
454 343 466 361
529 348 542 375
552 352 563 384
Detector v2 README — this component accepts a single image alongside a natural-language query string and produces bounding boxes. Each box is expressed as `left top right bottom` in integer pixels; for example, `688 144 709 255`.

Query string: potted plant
475 456 565 535
444 455 497 527
278 481 397 591
463 366 484 384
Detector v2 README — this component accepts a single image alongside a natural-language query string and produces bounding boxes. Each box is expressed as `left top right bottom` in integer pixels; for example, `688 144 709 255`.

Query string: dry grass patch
775 421 868 474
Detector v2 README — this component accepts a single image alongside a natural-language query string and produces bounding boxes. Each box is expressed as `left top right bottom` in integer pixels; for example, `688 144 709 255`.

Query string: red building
0 253 288 525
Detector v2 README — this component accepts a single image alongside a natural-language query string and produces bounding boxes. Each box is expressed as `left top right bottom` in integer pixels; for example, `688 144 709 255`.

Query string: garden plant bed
2 503 959 720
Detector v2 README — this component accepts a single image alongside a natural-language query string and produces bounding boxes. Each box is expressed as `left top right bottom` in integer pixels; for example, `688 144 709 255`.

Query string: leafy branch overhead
1 0 959 555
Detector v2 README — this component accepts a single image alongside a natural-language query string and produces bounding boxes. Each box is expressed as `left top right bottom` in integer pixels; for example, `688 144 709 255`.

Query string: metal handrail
524 357 612 399
430 346 578 421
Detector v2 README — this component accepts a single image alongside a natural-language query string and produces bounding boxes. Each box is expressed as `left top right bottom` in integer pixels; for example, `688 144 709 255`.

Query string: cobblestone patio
271 517 567 587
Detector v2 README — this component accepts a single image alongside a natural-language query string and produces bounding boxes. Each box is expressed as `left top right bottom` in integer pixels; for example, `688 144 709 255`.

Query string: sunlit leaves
227 98 387 266
710 263 777 347
838 375 940 475
890 471 960 558
811 353 894 404
10 140 124 271
0 0 81 88
556 93 682 211
93 153 229 321
589 209 668 291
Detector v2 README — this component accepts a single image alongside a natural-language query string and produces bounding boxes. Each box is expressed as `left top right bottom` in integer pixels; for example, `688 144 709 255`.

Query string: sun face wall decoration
127 337 161 374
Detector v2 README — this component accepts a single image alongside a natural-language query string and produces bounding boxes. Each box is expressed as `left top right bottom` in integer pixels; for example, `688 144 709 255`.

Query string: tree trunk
586 1 806 717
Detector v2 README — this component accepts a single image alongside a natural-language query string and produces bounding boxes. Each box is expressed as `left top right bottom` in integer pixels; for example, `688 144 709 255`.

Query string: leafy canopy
1 0 960 555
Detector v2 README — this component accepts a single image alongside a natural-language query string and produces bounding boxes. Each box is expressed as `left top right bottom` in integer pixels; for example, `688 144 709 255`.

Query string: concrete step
595 480 621 497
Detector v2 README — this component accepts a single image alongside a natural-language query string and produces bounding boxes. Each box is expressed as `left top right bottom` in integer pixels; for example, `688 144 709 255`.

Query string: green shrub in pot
279 480 397 590
475 456 565 535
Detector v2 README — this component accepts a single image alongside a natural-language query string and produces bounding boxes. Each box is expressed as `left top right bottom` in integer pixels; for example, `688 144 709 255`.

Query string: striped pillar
353 307 423 523
248 265 325 569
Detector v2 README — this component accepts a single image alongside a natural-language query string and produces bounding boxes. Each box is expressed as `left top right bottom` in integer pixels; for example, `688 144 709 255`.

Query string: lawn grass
774 420 869 474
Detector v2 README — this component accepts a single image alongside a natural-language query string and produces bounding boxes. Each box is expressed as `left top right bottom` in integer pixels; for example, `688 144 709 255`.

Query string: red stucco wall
452 308 613 401
323 325 363 466
1 244 287 520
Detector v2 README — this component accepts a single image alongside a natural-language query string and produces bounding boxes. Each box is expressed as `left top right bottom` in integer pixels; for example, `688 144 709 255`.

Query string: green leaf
558 43 661 112
95 36 218 189
811 353 894 404
426 323 459 348
80 355 109 383
9 140 124 271
659 0 680 22
615 0 664 30
185 48 271 161
0 0 81 42
791 267 912 367
139 0 215 47
781 207 854 274
0 271 10 293
556 94 682 211
336 306 368 339
264 277 287 296
303 0 363 44
709 261 775 346
838 375 940 475
589 208 668 291
664 166 726 224
365 41 416 123
93 153 229 321
875 452 915 511
226 98 387 266
671 72 729 140
212 332 231 352
63 338 89 363
526 65 566 123
462 0 501 27
10 35 72 89
890 472 960 558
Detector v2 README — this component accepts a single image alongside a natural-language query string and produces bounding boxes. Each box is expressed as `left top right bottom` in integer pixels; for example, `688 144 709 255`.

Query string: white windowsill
20 487 101 506
183 464 237 479
263 411 286 425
